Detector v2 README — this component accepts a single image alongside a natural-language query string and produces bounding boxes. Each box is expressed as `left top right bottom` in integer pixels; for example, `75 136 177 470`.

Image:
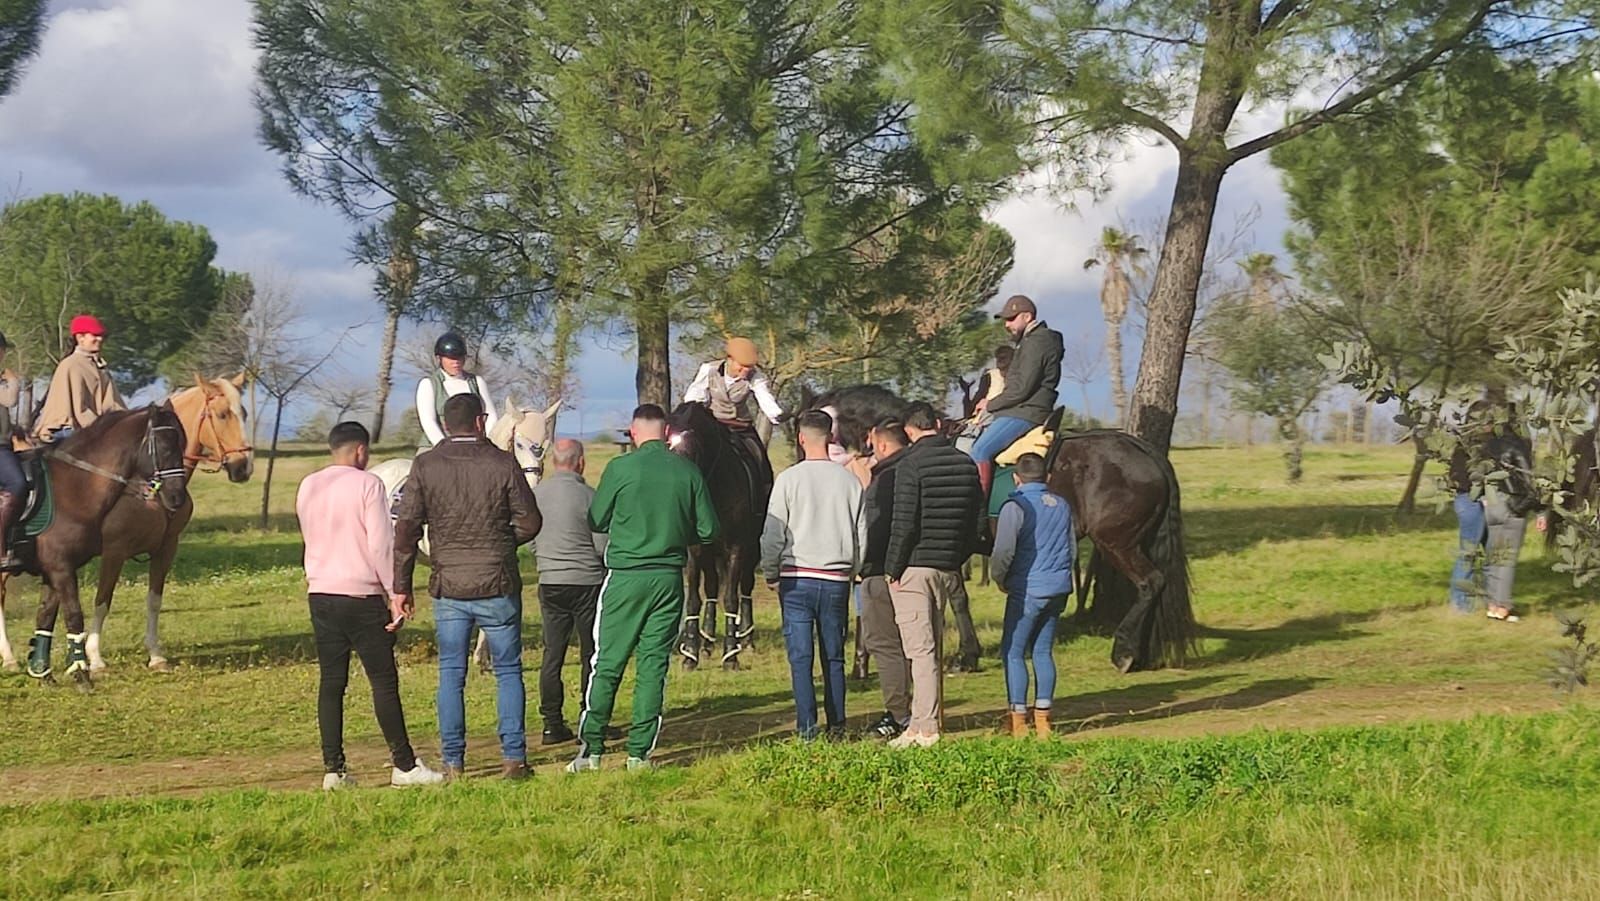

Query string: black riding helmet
434 331 467 360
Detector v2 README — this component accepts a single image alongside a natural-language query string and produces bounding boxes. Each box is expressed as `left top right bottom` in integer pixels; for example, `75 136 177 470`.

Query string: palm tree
1239 252 1284 313
1083 227 1148 427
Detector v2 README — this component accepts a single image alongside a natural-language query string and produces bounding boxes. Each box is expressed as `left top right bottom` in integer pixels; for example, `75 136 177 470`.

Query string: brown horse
12 405 190 689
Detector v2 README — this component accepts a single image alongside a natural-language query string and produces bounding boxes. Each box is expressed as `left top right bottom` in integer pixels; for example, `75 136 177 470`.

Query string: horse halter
516 436 547 478
183 396 253 472
142 416 189 495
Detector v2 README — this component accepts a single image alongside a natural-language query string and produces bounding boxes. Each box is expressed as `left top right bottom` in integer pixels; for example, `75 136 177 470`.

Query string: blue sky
0 0 1296 436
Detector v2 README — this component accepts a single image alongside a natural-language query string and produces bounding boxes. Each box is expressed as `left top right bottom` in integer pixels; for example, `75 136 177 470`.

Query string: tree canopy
0 0 47 100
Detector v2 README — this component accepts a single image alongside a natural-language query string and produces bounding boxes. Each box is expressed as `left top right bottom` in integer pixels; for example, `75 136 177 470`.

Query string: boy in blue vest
989 452 1074 737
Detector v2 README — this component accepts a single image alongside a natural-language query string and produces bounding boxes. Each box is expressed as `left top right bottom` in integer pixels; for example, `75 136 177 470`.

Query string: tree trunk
635 302 671 408
1079 384 1092 422
1365 402 1378 445
370 302 401 443
1397 434 1429 513
1105 317 1126 427
1199 366 1213 444
1279 417 1303 482
260 396 286 529
1127 158 1229 453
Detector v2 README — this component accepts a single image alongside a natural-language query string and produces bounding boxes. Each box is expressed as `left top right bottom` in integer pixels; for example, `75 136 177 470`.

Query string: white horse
372 397 561 670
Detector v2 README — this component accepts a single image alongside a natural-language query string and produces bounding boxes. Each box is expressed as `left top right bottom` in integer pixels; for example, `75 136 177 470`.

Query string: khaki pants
889 567 962 735
860 576 911 724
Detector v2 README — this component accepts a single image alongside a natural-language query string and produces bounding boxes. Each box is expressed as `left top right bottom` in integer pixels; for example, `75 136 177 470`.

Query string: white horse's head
488 397 563 488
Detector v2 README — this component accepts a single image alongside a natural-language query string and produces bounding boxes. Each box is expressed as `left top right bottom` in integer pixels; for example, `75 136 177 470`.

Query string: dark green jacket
989 321 1063 426
589 440 719 571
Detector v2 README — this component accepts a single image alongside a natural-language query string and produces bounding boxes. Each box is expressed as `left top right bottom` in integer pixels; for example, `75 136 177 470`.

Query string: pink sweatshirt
296 464 395 598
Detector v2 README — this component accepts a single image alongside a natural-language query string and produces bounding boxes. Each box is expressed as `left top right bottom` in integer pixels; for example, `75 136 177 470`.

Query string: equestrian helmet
434 331 468 360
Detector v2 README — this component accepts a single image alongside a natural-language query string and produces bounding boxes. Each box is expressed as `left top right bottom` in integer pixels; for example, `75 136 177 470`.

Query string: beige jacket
35 349 125 438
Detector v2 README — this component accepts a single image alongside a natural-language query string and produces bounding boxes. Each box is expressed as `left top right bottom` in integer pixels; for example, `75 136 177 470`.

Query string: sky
0 0 1298 437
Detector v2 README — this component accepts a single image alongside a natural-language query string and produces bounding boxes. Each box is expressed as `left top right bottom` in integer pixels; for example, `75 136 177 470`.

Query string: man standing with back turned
568 404 718 773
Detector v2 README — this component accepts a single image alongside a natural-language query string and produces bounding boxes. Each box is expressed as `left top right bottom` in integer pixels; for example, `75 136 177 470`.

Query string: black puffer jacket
885 435 983 578
395 437 542 600
859 448 906 578
989 321 1063 426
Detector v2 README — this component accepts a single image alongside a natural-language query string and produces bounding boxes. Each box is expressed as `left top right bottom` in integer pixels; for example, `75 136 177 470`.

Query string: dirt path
3 676 1582 805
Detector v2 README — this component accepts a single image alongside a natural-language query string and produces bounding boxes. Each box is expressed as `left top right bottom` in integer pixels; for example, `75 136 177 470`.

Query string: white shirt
416 373 499 445
684 361 784 421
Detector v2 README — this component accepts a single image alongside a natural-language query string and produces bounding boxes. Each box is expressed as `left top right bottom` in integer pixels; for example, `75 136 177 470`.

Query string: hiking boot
441 763 466 783
565 755 601 774
391 759 445 787
869 712 906 739
625 757 654 773
541 724 576 746
322 771 357 791
1006 710 1030 738
888 730 940 750
1033 708 1053 738
501 760 530 781
823 724 848 742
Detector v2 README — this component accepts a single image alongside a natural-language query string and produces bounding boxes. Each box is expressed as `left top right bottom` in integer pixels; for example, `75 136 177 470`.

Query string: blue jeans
971 415 1037 465
435 595 526 765
0 446 24 496
778 578 850 739
1001 592 1065 710
1450 493 1487 612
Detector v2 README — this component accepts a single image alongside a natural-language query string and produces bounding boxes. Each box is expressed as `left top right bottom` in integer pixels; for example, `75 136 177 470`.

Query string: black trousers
308 594 416 773
538 583 600 726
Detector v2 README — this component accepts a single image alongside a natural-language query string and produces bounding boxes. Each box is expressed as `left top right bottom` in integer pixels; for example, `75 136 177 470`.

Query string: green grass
2 440 1598 897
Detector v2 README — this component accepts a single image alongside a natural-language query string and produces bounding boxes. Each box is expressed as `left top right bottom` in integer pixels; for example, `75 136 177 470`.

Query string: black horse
799 384 1198 672
666 402 773 671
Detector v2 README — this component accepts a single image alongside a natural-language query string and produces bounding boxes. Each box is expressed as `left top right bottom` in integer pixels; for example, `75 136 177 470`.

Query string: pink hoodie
296 464 395 598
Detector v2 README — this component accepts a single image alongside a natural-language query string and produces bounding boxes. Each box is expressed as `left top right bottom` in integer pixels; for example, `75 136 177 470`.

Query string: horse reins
50 414 188 501
183 398 253 472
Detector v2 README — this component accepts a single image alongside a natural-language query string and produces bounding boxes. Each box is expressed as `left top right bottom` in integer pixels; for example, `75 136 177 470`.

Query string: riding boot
0 490 22 572
26 630 51 679
976 461 994 502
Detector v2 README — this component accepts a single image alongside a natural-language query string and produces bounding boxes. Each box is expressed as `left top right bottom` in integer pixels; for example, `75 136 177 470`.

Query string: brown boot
501 760 530 781
0 490 21 572
1006 710 1030 738
1033 708 1052 738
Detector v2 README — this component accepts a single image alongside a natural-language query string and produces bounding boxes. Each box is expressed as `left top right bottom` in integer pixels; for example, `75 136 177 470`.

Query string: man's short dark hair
871 418 909 448
1015 452 1047 483
632 404 666 424
328 421 370 451
797 409 833 442
442 393 486 434
904 401 940 432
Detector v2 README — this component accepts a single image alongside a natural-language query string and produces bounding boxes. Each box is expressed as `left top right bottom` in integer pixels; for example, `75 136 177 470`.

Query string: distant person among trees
684 336 785 482
989 452 1075 738
0 332 25 572
971 295 1063 499
34 314 125 443
416 330 498 446
1446 398 1535 622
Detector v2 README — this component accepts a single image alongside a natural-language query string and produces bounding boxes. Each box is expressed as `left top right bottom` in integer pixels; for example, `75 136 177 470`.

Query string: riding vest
994 481 1074 598
431 367 484 417
705 364 756 424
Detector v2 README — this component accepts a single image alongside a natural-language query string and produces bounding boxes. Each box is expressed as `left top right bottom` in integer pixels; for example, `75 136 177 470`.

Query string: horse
371 397 561 670
666 401 772 671
5 405 190 690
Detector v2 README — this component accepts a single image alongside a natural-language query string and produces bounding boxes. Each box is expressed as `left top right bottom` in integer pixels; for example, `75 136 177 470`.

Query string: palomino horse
9 405 190 689
0 375 253 673
666 401 772 671
371 397 561 668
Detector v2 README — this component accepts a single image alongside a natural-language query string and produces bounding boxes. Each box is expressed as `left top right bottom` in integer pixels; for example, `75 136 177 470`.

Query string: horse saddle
995 407 1066 466
8 452 54 552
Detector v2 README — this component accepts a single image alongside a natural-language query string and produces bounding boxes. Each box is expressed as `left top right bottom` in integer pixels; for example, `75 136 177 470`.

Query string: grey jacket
989 321 1063 427
532 470 609 586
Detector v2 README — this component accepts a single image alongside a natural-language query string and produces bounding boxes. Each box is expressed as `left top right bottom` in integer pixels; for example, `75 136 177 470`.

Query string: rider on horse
971 295 1064 499
683 336 785 483
416 331 499 446
34 314 126 444
0 332 25 572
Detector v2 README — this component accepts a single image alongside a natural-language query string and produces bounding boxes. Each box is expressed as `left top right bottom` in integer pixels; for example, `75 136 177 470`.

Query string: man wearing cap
684 336 786 481
971 295 1064 498
35 314 126 443
416 330 499 447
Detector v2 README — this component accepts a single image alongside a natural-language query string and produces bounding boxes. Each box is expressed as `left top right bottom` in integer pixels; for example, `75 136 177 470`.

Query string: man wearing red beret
34 314 125 442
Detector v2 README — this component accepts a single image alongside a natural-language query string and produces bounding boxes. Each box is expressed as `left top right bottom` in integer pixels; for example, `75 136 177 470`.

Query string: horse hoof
1 661 17 673
89 662 107 674
681 657 699 672
721 656 741 672
73 672 93 693
148 658 173 674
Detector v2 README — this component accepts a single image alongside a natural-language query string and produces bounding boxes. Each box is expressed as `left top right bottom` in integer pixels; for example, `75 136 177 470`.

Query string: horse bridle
51 412 188 499
183 397 253 472
516 437 547 478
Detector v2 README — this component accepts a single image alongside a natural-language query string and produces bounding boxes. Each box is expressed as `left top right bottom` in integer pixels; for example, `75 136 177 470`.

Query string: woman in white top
416 331 499 446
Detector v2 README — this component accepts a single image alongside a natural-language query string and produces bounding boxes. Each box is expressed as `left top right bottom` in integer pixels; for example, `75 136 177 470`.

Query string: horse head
490 397 562 488
666 401 721 472
141 402 192 513
172 372 254 483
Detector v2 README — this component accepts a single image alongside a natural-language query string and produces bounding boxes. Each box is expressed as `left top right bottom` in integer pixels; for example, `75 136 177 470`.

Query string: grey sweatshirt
760 459 867 582
532 470 608 586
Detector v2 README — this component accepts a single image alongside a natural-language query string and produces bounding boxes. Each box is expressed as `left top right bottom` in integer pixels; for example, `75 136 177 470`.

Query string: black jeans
308 594 416 773
538 583 600 727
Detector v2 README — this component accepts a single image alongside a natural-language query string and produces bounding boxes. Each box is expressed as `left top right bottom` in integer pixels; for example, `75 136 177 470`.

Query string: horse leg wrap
26 630 52 679
737 597 755 640
700 600 718 641
722 613 744 663
678 616 701 662
64 633 89 676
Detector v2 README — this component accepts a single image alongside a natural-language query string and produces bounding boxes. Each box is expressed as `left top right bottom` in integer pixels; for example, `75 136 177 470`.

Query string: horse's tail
1146 450 1198 667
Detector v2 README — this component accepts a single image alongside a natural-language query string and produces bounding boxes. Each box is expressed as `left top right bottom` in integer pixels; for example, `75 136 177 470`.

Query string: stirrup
26 630 52 679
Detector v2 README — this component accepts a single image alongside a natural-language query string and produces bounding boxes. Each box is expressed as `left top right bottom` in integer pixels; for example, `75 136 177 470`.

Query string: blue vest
1003 482 1074 597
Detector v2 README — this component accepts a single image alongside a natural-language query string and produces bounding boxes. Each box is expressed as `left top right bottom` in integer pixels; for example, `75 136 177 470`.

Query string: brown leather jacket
394 436 541 600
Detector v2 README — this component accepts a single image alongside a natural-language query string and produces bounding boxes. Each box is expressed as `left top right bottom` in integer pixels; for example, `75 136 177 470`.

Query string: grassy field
1 439 1597 898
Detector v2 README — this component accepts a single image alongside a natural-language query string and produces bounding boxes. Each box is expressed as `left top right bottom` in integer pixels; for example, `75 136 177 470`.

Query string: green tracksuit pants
577 569 683 759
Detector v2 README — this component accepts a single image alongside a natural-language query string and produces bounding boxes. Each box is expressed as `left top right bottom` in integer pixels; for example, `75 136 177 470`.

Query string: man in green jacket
567 404 719 773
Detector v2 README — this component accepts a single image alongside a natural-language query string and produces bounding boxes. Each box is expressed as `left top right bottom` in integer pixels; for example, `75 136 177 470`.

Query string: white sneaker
322 771 357 791
391 759 446 787
625 756 654 772
565 755 601 774
888 731 941 750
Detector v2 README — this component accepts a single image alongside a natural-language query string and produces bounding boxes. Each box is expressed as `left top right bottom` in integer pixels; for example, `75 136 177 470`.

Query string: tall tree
1083 227 1146 427
1208 283 1327 481
254 0 1021 408
0 0 46 100
1008 0 1591 452
1239 253 1285 313
0 193 227 393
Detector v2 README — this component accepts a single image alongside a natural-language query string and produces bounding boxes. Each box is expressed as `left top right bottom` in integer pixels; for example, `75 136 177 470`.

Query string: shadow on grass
943 676 1322 736
175 629 436 669
1194 600 1436 666
1187 504 1445 559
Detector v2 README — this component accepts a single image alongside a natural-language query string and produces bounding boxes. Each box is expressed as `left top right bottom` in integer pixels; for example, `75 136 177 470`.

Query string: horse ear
543 398 563 420
230 371 248 388
160 399 175 412
193 372 208 392
503 397 517 417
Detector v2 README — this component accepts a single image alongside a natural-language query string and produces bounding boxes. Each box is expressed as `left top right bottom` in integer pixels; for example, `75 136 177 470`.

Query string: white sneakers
625 757 654 772
391 759 446 787
888 731 941 750
565 755 601 773
322 771 357 791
